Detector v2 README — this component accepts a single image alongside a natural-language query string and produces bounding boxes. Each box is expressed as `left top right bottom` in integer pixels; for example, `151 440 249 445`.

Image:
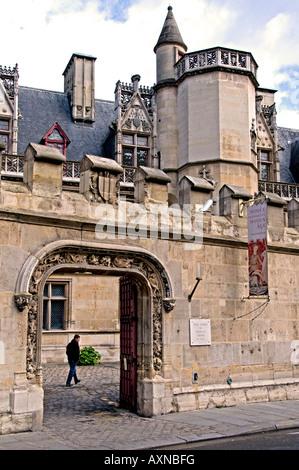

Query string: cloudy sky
2 0 299 129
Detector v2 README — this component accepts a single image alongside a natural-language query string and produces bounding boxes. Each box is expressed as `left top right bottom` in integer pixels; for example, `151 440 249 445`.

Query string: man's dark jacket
66 339 80 363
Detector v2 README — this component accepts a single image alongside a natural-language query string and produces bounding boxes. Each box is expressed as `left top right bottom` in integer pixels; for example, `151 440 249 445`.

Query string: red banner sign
247 203 268 296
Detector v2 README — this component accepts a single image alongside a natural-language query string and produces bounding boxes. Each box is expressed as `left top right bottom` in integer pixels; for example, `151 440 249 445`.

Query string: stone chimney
131 74 141 93
63 53 96 123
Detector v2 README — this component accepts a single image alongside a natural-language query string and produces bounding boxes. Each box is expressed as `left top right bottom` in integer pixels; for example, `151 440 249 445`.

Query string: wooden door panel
119 277 137 411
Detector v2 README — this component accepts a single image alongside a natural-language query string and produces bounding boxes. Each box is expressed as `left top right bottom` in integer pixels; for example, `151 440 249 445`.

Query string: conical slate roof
154 6 187 53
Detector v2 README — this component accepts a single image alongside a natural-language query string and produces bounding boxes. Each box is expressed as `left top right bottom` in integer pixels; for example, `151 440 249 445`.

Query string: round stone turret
154 6 187 84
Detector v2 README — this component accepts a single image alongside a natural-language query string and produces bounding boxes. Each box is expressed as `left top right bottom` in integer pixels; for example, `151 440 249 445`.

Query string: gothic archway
14 241 175 383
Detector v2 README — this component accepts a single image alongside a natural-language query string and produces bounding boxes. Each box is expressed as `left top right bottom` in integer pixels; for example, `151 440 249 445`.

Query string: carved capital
14 293 32 312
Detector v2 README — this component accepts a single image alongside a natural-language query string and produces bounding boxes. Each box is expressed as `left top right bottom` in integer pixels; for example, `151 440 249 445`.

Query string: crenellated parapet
0 144 298 248
115 79 155 116
176 47 258 87
0 64 19 101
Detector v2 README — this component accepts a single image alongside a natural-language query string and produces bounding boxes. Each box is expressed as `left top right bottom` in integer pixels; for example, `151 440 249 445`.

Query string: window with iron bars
43 280 71 330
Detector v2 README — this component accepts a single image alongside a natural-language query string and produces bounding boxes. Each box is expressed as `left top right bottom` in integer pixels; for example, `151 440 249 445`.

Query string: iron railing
1 154 81 185
258 180 299 200
1 154 23 178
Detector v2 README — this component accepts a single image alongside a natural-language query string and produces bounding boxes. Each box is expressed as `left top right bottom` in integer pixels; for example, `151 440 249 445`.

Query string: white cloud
253 13 298 81
263 13 290 46
276 109 299 130
3 0 163 98
2 0 299 127
2 0 238 98
227 9 299 128
169 0 238 50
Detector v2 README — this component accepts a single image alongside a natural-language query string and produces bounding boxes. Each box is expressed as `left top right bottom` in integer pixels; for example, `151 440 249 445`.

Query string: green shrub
78 346 102 366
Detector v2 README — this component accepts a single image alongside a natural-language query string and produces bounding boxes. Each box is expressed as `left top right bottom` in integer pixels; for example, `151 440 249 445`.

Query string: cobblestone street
1 362 299 450
41 362 202 450
43 362 120 417
42 362 134 449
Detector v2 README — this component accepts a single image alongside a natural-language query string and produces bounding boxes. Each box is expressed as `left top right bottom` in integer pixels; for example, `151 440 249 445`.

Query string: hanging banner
247 203 268 296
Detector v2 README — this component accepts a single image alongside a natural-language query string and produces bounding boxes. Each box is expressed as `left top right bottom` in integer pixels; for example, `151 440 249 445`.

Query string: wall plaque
190 319 211 346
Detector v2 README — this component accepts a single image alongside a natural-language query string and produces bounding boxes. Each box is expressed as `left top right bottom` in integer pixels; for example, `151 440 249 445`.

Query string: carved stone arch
14 240 175 380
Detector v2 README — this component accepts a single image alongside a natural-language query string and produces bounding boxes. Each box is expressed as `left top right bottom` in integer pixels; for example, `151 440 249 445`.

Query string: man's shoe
75 380 81 384
66 383 73 387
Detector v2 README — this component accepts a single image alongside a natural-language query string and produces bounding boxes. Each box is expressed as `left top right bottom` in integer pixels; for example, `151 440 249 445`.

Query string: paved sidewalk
0 363 299 450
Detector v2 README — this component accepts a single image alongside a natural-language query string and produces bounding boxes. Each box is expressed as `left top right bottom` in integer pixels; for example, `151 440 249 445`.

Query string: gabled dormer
40 122 70 156
114 75 156 168
256 89 280 182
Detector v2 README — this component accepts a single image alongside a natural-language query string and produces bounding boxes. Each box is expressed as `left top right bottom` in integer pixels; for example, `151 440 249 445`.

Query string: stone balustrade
176 47 258 81
258 180 299 200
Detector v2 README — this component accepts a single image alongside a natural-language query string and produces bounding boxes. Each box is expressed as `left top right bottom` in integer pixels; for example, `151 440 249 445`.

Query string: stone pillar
80 154 123 204
9 371 43 433
23 143 66 197
287 198 299 231
138 376 173 416
134 166 171 206
179 175 215 207
219 184 252 217
257 191 287 236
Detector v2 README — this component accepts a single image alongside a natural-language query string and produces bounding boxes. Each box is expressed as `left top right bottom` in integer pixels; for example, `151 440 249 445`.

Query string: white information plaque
190 319 211 346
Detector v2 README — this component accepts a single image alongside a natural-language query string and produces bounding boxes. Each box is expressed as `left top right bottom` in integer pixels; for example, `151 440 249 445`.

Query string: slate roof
277 127 299 184
17 86 115 162
290 137 299 183
16 85 299 184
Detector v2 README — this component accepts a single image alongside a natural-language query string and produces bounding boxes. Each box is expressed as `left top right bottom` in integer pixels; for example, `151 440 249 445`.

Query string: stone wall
0 145 299 432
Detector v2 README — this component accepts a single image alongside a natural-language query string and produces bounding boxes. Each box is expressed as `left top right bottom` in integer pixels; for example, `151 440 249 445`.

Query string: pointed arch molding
14 240 175 379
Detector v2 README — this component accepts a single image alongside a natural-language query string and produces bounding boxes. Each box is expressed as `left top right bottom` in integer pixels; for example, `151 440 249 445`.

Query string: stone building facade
0 7 299 434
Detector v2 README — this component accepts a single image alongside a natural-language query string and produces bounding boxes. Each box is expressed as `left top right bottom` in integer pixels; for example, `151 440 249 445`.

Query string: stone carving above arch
15 242 175 380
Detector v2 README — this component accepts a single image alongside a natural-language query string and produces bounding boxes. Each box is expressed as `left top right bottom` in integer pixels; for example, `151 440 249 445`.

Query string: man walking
66 334 81 386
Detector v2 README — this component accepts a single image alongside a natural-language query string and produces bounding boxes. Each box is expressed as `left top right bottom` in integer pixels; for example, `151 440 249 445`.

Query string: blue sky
2 0 299 128
45 0 136 23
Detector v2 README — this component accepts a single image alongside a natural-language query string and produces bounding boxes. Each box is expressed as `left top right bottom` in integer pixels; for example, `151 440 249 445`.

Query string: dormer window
258 150 272 181
41 122 70 156
122 133 150 167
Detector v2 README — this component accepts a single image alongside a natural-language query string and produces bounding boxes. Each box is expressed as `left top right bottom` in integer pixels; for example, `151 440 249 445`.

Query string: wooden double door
119 277 137 411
